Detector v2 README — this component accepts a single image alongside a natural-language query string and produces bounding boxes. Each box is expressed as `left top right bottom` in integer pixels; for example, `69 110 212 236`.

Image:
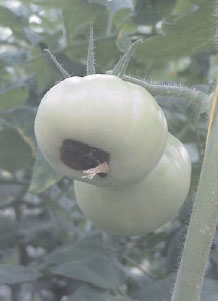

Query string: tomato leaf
0 264 41 285
0 82 28 112
29 149 62 194
134 3 216 61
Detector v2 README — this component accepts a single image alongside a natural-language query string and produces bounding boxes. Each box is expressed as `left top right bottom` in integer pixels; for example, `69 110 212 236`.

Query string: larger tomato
34 74 167 187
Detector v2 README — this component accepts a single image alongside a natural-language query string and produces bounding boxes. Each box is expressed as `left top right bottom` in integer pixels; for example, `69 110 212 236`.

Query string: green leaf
21 0 64 7
0 51 27 66
0 106 59 190
96 39 119 71
0 128 34 172
51 253 124 289
133 0 177 25
0 5 28 28
24 28 43 45
68 286 111 301
112 296 133 300
0 106 36 172
0 213 18 249
42 234 109 265
190 0 206 5
0 5 28 40
90 0 134 13
0 183 23 206
69 286 133 301
0 82 28 112
29 149 62 194
63 0 107 43
47 236 124 289
0 106 36 151
134 3 216 62
114 9 136 34
172 0 195 15
0 264 41 285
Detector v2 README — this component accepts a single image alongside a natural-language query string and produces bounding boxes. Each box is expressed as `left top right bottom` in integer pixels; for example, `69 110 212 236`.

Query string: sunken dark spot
60 139 110 178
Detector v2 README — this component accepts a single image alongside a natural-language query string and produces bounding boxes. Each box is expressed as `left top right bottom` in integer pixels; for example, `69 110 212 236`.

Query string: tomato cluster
35 74 191 236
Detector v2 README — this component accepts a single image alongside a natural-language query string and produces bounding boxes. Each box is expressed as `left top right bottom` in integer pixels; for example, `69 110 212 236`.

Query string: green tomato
35 74 167 187
74 133 191 236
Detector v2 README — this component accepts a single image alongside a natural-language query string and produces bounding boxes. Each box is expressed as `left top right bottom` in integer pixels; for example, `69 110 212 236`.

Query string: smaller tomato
75 134 191 236
34 74 167 187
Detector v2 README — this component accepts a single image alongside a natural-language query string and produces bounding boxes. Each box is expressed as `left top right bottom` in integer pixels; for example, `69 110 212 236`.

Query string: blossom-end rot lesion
82 162 109 179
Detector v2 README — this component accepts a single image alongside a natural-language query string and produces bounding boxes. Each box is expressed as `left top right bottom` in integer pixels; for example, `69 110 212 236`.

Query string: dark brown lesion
60 139 110 178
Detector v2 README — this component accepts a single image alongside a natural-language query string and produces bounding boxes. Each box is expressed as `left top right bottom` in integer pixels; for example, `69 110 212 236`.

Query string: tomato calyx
59 139 110 178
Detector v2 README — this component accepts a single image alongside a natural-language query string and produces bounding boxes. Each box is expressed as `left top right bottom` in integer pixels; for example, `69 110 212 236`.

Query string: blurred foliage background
0 0 217 300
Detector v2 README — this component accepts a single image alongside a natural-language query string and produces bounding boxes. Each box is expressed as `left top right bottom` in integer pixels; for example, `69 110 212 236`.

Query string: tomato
74 134 191 236
34 74 167 187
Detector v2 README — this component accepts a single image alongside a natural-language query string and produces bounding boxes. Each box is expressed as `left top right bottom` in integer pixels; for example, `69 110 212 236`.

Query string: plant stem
171 86 218 301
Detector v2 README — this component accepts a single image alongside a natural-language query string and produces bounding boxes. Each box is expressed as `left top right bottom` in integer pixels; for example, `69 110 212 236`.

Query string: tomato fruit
34 74 167 187
74 133 191 236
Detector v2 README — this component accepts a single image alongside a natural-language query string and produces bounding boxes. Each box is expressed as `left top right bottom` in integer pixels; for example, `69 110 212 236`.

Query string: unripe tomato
34 74 167 187
74 134 191 236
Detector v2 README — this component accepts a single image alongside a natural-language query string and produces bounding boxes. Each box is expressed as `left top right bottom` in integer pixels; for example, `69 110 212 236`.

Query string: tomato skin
34 74 168 187
74 134 191 236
